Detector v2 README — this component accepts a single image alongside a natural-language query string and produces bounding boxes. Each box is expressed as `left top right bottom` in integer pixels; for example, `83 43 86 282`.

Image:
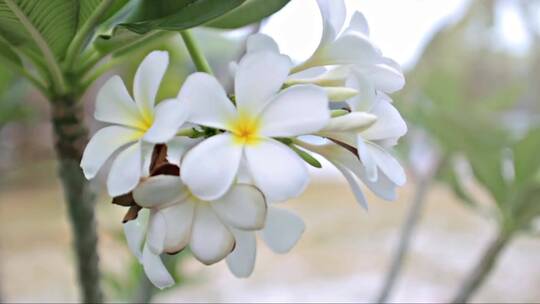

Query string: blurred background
1 0 540 302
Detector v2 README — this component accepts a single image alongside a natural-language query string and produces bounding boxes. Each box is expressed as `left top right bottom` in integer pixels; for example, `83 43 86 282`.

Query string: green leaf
0 0 129 61
206 0 289 29
291 145 322 169
513 127 540 184
0 0 79 59
120 0 246 34
0 36 21 66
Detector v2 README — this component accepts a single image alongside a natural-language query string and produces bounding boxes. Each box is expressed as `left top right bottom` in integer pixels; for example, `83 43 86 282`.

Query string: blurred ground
1 160 539 303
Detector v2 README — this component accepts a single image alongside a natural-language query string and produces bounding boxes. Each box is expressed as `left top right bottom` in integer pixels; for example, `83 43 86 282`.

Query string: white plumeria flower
226 206 305 278
124 175 267 289
179 51 330 202
290 0 380 73
296 138 399 209
80 51 187 196
318 71 408 193
244 0 404 96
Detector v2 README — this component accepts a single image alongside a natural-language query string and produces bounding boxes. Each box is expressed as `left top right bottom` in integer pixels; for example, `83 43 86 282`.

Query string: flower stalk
180 30 213 74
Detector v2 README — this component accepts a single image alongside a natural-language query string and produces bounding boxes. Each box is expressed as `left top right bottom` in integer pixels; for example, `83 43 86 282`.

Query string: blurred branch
375 157 444 303
451 230 513 303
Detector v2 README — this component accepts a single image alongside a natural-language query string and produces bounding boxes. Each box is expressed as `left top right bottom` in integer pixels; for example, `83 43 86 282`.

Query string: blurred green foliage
397 0 540 235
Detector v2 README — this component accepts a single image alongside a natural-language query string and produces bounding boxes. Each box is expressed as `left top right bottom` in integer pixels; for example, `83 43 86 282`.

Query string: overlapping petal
94 76 144 129
80 126 142 179
133 51 169 122
261 207 305 253
190 204 235 265
235 51 292 115
161 201 195 254
132 175 185 208
107 141 143 196
142 244 174 289
211 184 266 230
143 99 188 144
245 138 309 202
179 72 236 129
259 85 329 137
181 133 243 201
226 229 257 278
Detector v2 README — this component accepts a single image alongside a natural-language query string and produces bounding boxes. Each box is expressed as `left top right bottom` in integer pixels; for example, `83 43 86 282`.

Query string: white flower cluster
81 0 407 289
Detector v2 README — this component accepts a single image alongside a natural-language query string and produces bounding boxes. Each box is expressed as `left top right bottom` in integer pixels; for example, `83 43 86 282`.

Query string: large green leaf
0 36 21 67
206 0 290 29
0 0 129 61
119 0 246 34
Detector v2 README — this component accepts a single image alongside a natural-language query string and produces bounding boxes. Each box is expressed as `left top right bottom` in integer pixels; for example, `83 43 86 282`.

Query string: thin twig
451 231 512 303
376 158 444 303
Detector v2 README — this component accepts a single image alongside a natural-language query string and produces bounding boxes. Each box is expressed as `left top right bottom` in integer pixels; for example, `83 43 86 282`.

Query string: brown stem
451 231 512 303
51 98 103 303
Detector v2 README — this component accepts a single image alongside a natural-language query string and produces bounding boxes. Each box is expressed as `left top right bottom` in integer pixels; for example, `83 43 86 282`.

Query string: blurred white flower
80 51 187 196
179 51 330 202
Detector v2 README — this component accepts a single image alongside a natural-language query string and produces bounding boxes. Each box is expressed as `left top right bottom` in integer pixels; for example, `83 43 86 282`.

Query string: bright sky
260 0 533 70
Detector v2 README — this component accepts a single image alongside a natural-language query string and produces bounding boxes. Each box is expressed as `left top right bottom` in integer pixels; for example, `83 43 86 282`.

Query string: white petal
142 244 174 289
107 141 143 196
143 99 188 144
211 184 267 230
287 65 351 87
358 168 397 201
366 62 405 93
132 175 186 208
261 207 305 254
147 210 166 254
226 229 256 278
235 51 292 115
134 51 169 122
361 99 407 142
81 126 141 179
181 133 243 201
141 141 155 177
245 138 309 202
190 204 235 265
166 136 202 166
334 163 368 209
179 72 236 129
346 71 377 112
314 32 380 66
324 86 359 102
365 142 407 186
161 201 195 254
357 137 378 182
123 209 149 261
259 85 329 137
287 67 327 82
322 112 377 133
316 0 346 43
246 33 280 53
94 75 144 128
344 11 370 36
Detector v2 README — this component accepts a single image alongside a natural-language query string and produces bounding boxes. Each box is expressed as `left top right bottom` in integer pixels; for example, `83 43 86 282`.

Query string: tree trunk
451 231 512 303
51 98 103 303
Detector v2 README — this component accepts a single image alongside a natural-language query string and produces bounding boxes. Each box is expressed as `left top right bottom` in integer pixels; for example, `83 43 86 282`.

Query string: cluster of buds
81 0 407 288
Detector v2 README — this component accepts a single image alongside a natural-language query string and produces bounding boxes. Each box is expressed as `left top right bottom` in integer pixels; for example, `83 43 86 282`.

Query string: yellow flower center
229 112 261 145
